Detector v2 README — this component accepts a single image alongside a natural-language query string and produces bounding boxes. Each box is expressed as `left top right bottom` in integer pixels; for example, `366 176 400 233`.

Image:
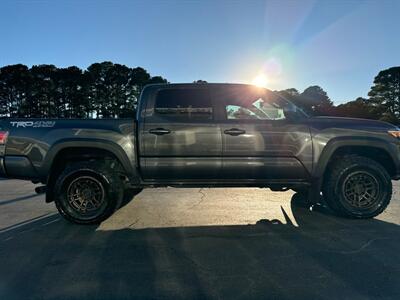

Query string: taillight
0 131 9 144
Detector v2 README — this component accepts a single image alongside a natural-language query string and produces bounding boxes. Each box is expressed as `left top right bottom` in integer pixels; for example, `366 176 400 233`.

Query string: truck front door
140 86 222 181
212 85 312 181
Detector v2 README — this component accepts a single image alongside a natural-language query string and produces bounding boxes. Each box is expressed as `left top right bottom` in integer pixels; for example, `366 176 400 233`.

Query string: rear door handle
149 128 171 135
224 128 246 136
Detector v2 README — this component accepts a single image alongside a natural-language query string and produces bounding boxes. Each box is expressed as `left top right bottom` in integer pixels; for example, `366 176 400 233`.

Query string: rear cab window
151 88 213 122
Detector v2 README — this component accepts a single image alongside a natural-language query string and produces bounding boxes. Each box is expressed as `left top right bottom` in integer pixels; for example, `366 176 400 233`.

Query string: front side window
154 89 213 121
217 86 307 121
225 99 285 120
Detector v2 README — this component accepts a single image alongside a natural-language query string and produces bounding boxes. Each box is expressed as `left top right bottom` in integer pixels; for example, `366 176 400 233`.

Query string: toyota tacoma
0 83 399 224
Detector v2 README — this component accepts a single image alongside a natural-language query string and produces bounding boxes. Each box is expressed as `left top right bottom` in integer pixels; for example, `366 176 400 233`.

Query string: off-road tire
323 155 392 219
54 160 124 224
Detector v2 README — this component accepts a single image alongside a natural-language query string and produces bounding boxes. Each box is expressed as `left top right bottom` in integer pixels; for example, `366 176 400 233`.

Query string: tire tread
323 155 392 219
54 159 124 224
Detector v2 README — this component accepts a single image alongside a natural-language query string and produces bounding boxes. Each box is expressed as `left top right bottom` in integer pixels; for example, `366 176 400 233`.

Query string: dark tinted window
154 89 213 121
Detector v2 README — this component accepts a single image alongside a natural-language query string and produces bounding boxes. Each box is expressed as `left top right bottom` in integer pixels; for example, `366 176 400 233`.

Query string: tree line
278 67 400 124
0 62 167 119
0 63 399 124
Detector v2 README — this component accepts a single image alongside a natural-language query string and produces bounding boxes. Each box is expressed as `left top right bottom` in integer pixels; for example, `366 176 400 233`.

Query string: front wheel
323 155 392 219
54 160 124 224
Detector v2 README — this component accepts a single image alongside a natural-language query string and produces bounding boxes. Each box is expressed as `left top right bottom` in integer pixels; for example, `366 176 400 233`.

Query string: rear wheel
54 160 124 224
323 155 392 219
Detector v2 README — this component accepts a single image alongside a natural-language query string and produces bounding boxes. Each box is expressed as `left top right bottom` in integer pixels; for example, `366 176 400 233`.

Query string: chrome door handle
149 128 171 135
224 128 246 136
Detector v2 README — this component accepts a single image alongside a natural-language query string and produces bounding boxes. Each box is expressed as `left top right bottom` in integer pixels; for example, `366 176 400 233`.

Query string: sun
252 74 268 88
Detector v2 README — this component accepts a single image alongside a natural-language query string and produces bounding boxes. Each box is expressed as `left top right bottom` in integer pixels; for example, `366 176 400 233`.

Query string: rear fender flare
41 139 137 179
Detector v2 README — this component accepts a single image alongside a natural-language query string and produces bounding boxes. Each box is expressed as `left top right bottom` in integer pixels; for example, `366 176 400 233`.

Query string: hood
307 116 397 131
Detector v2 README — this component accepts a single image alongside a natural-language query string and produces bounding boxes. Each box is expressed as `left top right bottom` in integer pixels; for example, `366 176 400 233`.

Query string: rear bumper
0 156 38 180
4 156 38 179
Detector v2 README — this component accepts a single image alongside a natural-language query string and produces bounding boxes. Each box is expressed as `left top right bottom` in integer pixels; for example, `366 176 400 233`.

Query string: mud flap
308 178 322 205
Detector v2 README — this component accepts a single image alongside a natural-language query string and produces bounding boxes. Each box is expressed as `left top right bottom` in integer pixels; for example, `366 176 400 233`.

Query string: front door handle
149 128 171 135
224 128 246 136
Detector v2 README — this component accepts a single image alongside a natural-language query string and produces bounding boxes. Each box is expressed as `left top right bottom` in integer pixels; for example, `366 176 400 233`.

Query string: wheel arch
43 140 137 203
314 137 398 182
43 139 135 176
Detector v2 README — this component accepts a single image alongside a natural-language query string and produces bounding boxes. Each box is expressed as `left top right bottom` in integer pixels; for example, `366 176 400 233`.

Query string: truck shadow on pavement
0 193 399 300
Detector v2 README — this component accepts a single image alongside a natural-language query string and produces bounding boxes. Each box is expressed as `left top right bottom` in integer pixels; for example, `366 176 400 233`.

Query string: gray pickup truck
0 83 399 224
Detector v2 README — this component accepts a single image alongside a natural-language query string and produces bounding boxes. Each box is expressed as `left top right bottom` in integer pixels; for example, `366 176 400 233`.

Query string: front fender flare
313 136 398 180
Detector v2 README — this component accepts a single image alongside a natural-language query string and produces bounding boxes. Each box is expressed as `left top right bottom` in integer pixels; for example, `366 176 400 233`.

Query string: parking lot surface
0 179 399 299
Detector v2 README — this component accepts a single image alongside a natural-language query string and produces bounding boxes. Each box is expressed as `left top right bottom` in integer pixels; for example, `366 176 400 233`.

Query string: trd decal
10 121 56 128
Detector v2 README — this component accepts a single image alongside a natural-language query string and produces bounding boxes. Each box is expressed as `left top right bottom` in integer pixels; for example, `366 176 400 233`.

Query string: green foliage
335 97 377 119
0 64 31 117
277 66 400 124
278 86 334 116
0 62 168 118
329 67 400 124
0 63 399 124
368 66 400 124
301 86 334 115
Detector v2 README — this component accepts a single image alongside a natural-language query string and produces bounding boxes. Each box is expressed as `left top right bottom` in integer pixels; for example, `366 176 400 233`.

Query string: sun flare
252 74 268 88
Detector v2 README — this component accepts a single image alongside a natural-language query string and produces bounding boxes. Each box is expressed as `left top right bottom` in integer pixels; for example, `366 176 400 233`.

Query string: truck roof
143 82 272 91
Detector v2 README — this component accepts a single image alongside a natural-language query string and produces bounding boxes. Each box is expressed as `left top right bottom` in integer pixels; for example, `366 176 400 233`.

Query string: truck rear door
139 86 222 181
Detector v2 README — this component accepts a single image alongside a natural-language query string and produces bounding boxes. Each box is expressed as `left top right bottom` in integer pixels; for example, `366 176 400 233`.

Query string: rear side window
154 89 213 121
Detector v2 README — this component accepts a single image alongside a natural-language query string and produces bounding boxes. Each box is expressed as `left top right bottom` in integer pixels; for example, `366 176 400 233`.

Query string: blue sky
1 0 399 104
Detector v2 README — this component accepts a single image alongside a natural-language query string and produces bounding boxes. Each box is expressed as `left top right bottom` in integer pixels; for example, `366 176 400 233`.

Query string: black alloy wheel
54 160 124 224
342 171 380 210
323 155 392 219
67 176 106 217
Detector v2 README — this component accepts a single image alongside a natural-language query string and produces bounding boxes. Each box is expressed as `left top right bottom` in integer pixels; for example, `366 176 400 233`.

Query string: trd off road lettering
0 83 399 224
10 121 56 128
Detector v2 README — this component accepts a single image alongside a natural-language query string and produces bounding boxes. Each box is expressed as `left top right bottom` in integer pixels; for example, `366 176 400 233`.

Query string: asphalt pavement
0 179 399 299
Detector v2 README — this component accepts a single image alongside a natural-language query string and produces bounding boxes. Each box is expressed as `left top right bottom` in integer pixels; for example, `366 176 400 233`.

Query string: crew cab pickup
0 83 399 224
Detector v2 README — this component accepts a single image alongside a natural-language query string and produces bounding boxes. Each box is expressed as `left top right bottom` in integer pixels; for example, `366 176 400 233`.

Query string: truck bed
0 118 137 181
